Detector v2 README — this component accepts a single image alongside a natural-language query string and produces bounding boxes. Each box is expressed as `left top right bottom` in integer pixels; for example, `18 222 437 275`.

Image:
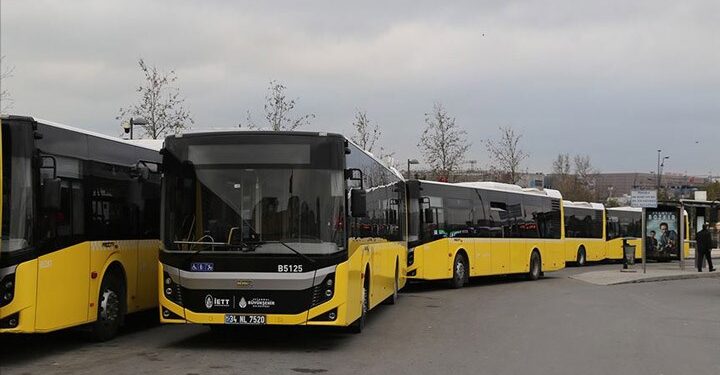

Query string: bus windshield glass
163 154 346 256
1 122 33 256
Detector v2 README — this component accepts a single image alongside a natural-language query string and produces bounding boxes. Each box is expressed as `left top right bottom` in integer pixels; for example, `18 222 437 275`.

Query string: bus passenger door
35 179 91 330
472 239 492 276
370 243 383 306
135 239 159 310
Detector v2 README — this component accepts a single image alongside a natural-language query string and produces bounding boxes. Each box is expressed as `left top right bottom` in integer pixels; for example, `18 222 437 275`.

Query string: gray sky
2 0 719 175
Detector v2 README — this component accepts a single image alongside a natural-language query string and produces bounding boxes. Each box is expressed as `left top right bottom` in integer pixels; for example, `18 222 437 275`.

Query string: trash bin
622 238 636 270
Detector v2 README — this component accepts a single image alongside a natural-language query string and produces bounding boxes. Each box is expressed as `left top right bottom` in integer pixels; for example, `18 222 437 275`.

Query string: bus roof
2 115 164 153
422 180 563 199
563 200 605 210
171 129 345 140
167 129 404 181
606 206 642 213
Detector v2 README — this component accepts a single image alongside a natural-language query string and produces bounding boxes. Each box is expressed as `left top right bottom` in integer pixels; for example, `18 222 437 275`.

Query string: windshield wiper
175 240 257 259
246 240 316 264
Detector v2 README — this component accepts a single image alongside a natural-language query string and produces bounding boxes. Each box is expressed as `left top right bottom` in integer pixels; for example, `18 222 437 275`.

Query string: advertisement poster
644 206 680 260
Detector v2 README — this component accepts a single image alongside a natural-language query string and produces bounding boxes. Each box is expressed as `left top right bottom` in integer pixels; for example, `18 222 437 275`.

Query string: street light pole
657 150 662 191
122 117 148 140
407 159 419 179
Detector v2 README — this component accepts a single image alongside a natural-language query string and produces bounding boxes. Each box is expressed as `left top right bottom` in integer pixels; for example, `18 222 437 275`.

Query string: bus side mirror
424 208 434 224
351 189 367 218
41 178 62 210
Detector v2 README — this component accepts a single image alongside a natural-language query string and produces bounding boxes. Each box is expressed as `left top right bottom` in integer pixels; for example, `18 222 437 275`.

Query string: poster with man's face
645 206 680 260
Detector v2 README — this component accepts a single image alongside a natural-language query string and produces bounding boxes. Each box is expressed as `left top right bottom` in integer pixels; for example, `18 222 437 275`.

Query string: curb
569 269 720 286
608 272 720 285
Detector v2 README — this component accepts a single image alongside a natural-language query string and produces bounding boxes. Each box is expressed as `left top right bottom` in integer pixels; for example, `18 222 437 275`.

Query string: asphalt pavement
2 264 720 375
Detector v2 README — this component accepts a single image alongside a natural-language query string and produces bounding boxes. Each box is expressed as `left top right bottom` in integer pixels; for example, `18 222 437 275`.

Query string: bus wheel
90 273 125 341
383 262 399 305
576 246 587 267
528 251 542 281
349 274 369 333
449 253 467 289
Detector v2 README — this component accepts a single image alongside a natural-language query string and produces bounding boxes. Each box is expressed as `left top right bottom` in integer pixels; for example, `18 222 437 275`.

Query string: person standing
696 223 715 272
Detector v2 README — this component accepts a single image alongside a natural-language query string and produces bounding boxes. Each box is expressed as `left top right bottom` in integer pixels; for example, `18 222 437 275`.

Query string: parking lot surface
2 264 720 375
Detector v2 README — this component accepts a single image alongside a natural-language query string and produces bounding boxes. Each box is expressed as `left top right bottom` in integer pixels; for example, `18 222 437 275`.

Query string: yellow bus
605 206 642 260
158 131 406 332
405 180 565 287
0 115 162 340
605 206 691 262
563 201 605 266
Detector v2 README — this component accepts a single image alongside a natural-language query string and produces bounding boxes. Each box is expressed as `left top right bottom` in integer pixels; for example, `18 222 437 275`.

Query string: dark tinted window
347 143 405 242
606 210 641 240
565 207 603 239
410 183 559 242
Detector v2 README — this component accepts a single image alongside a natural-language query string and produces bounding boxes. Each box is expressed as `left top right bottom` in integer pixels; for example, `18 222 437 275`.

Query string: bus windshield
163 156 346 255
1 121 33 256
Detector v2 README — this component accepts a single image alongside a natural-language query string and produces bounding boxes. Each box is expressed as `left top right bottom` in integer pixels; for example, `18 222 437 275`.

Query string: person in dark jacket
696 223 715 272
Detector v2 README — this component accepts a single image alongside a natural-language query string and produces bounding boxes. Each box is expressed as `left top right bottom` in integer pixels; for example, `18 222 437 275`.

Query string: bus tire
383 261 399 305
349 268 370 334
90 272 125 341
528 251 542 281
576 246 587 267
449 253 468 289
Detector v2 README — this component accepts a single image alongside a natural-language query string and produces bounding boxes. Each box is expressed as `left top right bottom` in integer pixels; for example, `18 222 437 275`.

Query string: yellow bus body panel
0 259 39 332
160 239 406 327
34 243 91 332
1 240 159 334
408 238 564 281
564 238 606 263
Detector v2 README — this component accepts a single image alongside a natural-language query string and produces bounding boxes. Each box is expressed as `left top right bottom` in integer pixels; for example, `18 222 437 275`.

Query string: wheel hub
99 289 120 322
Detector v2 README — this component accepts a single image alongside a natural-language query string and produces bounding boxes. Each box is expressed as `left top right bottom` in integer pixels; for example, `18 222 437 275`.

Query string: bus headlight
311 273 335 307
162 272 183 306
0 274 15 308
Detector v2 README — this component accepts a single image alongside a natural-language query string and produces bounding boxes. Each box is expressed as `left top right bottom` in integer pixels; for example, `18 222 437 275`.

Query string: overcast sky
1 0 718 175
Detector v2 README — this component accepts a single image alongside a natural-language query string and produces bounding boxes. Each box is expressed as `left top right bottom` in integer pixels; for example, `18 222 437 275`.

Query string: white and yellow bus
158 131 406 332
605 206 642 260
0 115 162 340
603 206 690 262
405 180 565 287
563 201 605 266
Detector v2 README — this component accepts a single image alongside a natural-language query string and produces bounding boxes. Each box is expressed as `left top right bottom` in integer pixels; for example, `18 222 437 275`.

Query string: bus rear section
563 201 605 266
405 180 564 288
605 207 642 260
158 132 406 331
0 116 161 340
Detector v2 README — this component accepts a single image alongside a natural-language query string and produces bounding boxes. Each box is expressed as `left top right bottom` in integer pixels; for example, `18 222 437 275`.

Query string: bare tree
485 126 528 184
0 56 15 112
350 109 380 153
549 153 598 201
118 59 193 139
241 80 315 131
418 103 470 181
349 108 396 168
573 154 596 185
552 153 571 176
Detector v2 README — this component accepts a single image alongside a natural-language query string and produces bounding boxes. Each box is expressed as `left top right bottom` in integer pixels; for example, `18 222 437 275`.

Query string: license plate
224 314 266 325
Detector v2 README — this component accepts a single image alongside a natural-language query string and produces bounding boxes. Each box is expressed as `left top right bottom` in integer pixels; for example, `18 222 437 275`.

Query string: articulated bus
158 131 406 332
405 180 565 287
563 201 605 266
0 115 162 340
